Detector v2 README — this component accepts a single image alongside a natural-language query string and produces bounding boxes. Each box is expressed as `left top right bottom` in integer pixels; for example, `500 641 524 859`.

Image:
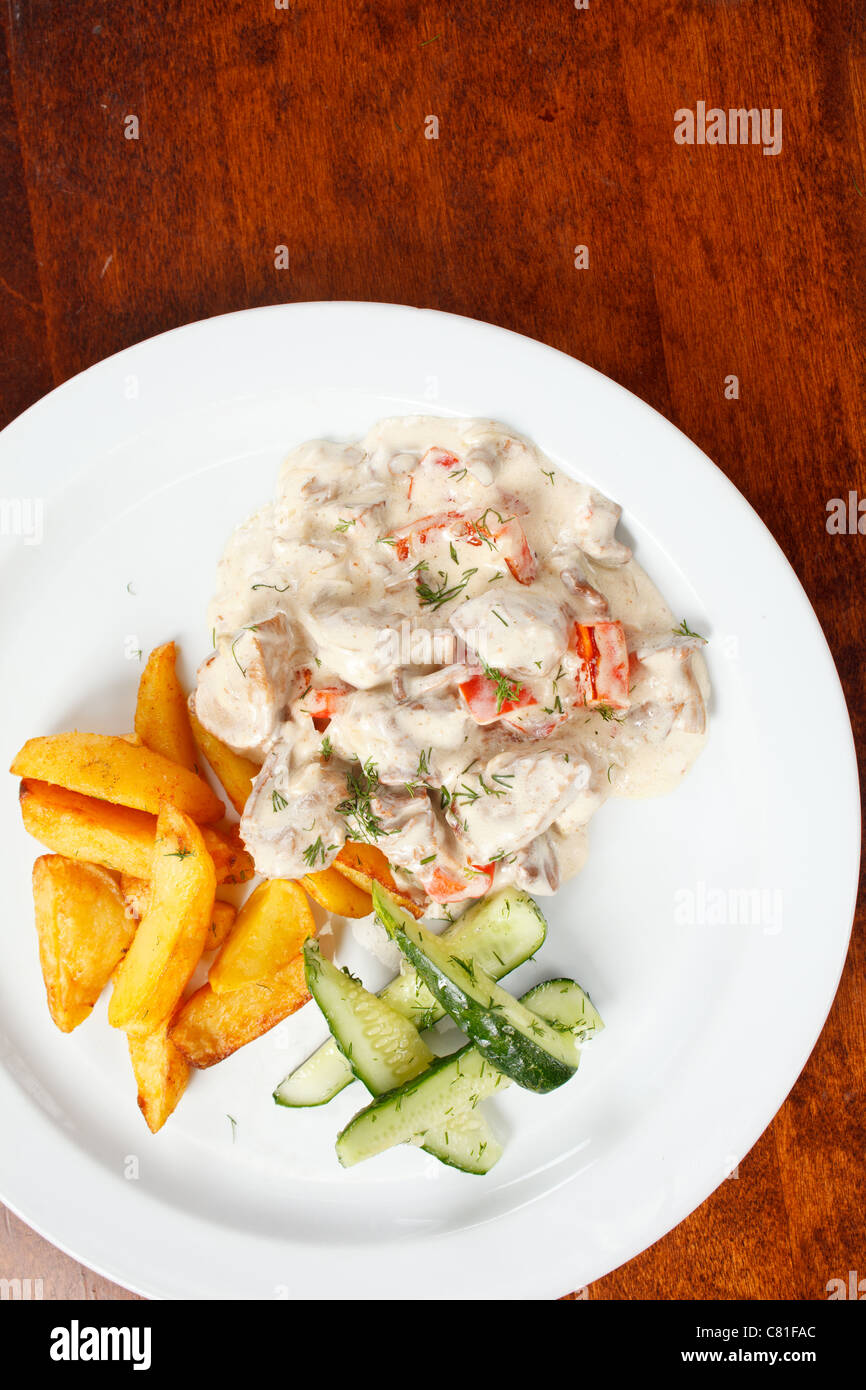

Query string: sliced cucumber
520 978 604 1047
337 1044 506 1169
372 886 579 1094
303 938 503 1174
303 939 433 1093
275 889 547 1107
336 975 603 1168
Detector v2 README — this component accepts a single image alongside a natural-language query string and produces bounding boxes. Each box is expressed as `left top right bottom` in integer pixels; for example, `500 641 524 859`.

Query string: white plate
0 303 858 1301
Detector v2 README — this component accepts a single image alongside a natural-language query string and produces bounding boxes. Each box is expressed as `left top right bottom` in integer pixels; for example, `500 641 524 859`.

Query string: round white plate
0 303 858 1300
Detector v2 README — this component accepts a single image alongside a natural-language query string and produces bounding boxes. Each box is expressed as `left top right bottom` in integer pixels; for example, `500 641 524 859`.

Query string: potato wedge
120 874 236 949
127 1026 189 1133
171 956 309 1068
20 779 253 885
135 642 198 771
208 879 313 994
108 805 216 1032
206 900 237 951
188 709 260 816
334 841 423 918
301 866 372 918
119 873 150 919
201 822 255 886
11 732 223 823
32 855 136 1032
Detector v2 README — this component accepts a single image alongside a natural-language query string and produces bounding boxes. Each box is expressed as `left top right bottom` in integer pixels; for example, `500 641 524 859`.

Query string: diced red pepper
421 447 461 470
570 621 630 708
302 686 349 718
422 862 493 903
458 673 538 725
388 510 484 561
492 517 537 585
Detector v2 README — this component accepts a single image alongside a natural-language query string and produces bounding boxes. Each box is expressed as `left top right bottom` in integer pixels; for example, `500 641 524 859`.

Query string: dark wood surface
1 0 863 1302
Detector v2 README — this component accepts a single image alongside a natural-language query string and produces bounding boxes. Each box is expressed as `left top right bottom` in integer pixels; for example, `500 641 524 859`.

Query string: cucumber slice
337 1044 506 1169
275 889 547 1107
336 976 602 1168
303 939 433 1093
303 939 503 1174
372 886 579 1094
520 978 604 1047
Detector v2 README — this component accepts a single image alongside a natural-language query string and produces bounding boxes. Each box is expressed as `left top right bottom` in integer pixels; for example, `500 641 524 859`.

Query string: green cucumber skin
521 978 604 1048
274 888 547 1108
372 887 578 1094
336 977 599 1168
302 940 432 1096
336 1045 507 1169
393 926 574 1094
302 940 501 1174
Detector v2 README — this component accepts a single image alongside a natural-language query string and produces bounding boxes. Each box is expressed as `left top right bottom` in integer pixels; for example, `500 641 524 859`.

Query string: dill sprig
480 658 521 713
302 835 337 868
336 760 387 842
673 618 707 642
416 566 478 610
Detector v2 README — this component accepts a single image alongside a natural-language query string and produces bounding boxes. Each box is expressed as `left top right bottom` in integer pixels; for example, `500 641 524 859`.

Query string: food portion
290 885 605 1174
195 417 709 908
9 418 709 1166
11 640 318 1130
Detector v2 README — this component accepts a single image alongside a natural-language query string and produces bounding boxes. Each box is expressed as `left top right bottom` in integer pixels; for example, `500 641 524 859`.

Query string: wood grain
1 0 863 1301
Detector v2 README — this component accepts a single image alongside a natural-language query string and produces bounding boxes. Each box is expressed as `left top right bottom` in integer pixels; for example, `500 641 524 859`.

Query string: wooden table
1 0 862 1302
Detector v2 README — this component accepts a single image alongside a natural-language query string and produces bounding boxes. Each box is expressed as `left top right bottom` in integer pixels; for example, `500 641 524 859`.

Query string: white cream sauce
195 417 709 908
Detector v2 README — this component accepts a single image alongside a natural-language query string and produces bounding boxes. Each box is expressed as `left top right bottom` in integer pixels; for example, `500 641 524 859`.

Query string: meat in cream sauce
193 418 709 910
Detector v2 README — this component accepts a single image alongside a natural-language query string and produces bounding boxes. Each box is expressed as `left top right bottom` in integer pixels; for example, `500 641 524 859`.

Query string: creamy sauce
195 417 709 908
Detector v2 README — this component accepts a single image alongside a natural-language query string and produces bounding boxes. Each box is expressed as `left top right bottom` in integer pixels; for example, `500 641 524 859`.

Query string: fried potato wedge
108 805 216 1032
300 866 372 918
208 879 314 994
20 779 253 885
200 823 255 886
171 956 309 1068
188 709 260 817
206 900 238 951
32 855 136 1032
135 642 198 771
334 841 423 918
120 872 236 950
119 873 150 919
11 732 223 823
128 1026 189 1133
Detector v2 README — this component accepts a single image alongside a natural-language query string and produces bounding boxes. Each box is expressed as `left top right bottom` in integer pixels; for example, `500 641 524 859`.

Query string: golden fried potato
119 872 150 919
120 874 236 949
19 779 253 886
334 841 422 918
11 732 223 824
31 855 136 1032
127 1026 189 1133
301 865 372 918
108 805 216 1032
171 956 309 1068
135 642 198 771
201 822 255 886
208 879 313 994
188 709 261 817
206 900 237 951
